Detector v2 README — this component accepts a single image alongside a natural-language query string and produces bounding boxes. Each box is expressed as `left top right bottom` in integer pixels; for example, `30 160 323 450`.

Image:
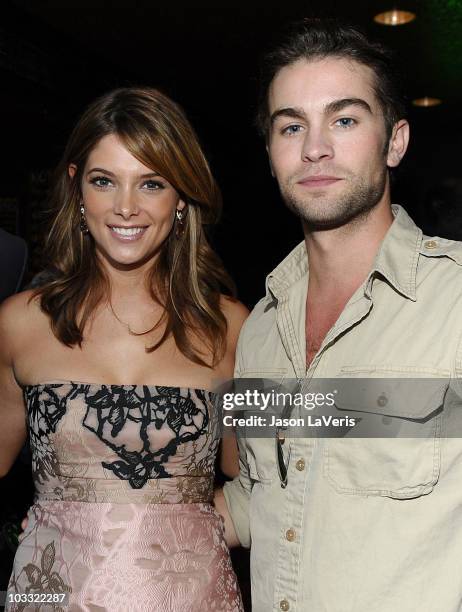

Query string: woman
0 87 247 611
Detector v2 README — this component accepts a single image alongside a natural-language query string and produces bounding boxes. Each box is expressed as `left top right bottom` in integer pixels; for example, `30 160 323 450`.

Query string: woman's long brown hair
34 87 235 367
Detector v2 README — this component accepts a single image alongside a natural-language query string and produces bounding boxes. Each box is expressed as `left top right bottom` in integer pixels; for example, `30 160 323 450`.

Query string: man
0 227 27 302
215 19 462 612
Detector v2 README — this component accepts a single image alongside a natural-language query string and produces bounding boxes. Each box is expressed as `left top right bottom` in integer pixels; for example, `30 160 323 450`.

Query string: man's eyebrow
324 98 372 115
270 107 308 126
270 98 372 127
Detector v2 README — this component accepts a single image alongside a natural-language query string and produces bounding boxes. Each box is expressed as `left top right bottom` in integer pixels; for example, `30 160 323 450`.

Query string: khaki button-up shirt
224 206 462 612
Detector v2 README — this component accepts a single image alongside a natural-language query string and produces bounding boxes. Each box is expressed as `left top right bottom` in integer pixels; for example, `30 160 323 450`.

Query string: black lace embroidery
81 385 210 488
25 385 76 486
26 383 213 490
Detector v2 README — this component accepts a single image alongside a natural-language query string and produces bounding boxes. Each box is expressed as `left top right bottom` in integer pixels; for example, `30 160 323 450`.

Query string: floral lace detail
25 385 76 486
10 541 71 612
81 385 211 488
25 383 219 493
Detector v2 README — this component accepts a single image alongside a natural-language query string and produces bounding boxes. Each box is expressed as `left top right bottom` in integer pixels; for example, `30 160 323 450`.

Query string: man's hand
19 516 28 542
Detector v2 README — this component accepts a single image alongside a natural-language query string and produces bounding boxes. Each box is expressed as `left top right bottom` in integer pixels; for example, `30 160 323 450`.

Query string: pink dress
7 382 243 611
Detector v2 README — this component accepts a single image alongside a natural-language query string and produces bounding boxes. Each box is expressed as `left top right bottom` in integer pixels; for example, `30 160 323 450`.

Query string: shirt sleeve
222 322 252 548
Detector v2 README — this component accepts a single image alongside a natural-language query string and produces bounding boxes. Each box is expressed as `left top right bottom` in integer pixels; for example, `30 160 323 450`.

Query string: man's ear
387 120 410 168
68 163 77 179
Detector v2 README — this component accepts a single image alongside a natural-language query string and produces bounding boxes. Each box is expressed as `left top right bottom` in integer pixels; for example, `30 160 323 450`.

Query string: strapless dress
6 382 243 611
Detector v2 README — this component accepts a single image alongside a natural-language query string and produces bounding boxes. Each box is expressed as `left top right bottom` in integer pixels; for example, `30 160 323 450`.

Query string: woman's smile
108 225 149 241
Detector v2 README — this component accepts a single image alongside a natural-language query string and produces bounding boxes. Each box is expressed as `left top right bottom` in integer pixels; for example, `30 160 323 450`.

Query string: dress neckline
25 380 216 394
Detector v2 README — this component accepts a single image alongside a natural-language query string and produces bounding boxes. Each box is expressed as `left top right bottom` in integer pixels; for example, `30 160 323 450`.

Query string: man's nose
113 188 139 219
301 127 334 163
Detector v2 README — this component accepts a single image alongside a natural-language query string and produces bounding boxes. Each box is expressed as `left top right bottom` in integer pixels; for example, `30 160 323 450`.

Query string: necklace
109 299 160 336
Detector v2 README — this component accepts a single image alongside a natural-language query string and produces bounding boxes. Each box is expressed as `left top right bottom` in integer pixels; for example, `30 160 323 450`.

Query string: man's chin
287 201 365 231
284 190 385 232
301 212 362 231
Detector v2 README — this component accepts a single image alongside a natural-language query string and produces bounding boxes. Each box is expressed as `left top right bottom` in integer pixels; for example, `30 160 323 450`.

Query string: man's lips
297 175 343 187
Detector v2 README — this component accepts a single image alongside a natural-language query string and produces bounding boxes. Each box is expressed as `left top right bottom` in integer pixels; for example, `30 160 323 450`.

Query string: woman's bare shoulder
220 294 249 322
0 290 44 346
219 295 249 347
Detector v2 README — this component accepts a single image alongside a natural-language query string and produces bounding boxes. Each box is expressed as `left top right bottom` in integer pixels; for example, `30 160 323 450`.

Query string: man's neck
304 200 394 300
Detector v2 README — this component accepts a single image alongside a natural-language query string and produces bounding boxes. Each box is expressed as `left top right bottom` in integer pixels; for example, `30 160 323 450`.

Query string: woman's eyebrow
86 167 115 176
86 168 162 178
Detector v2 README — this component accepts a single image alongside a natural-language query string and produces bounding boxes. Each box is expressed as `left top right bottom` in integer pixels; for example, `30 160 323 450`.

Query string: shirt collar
266 205 422 302
365 205 421 301
266 241 308 300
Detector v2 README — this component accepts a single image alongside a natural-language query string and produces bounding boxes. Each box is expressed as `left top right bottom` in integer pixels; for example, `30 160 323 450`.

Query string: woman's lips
108 226 148 241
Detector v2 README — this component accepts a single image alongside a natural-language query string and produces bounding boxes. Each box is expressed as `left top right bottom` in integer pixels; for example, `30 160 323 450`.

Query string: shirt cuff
223 477 251 548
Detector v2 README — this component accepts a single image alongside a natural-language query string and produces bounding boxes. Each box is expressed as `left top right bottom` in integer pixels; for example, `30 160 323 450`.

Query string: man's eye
282 124 303 135
90 176 112 188
142 180 164 190
335 118 356 128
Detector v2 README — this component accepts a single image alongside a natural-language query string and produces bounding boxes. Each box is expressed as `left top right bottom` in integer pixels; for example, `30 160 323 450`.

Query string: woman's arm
220 433 240 479
0 294 28 477
218 297 249 479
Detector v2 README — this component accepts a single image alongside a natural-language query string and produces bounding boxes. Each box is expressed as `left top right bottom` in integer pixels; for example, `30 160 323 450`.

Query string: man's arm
214 434 253 548
214 487 240 547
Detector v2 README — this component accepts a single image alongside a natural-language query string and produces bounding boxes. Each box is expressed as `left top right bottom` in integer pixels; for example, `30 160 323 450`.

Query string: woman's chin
97 248 158 272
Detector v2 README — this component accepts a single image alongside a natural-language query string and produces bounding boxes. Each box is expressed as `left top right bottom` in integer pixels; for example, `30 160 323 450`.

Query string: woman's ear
68 163 77 179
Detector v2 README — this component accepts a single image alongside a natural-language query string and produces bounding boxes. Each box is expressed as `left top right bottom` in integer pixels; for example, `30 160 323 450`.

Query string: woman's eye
335 118 356 128
142 180 164 190
282 124 303 136
90 176 112 188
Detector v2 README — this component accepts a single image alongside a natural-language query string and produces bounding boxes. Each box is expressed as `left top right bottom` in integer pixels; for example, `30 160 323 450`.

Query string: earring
175 209 185 238
80 203 89 234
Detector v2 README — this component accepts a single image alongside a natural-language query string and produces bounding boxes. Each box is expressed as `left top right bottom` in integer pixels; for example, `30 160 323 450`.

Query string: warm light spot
412 96 442 107
374 9 416 25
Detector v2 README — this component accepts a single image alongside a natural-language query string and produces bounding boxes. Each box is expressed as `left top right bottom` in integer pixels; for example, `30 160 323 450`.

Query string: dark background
0 0 461 606
1 0 462 305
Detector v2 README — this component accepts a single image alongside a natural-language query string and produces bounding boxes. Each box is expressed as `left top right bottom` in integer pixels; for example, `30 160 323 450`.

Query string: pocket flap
332 378 448 420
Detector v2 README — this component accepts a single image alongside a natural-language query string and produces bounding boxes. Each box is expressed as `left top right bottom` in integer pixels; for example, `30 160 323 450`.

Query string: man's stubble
279 166 388 232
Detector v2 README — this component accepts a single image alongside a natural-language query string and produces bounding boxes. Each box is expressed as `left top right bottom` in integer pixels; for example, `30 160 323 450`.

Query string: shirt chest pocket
323 375 447 499
237 368 287 484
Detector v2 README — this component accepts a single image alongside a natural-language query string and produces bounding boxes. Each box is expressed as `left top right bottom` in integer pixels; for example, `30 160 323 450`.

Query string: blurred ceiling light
374 9 416 25
412 96 442 107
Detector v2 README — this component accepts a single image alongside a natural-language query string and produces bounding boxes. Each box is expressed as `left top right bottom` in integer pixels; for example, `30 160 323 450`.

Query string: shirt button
286 528 296 541
424 240 438 249
296 458 305 471
280 600 290 611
